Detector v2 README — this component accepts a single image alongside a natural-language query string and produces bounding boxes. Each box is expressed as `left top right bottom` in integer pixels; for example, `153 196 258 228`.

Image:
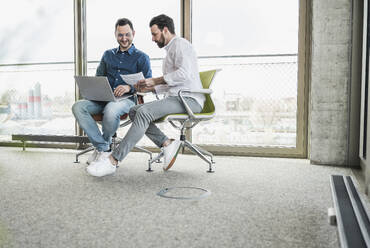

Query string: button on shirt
156 36 205 108
96 44 152 93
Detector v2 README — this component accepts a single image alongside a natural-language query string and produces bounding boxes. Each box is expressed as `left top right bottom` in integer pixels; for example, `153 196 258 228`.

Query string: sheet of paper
120 72 145 86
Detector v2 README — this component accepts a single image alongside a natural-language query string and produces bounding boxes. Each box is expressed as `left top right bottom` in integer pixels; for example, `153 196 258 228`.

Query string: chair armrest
178 89 212 119
182 89 213 94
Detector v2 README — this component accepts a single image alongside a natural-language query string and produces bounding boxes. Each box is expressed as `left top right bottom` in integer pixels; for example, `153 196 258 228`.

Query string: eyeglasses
117 33 132 38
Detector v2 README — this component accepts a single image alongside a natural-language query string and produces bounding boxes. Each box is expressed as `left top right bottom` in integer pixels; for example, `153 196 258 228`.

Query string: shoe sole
86 166 116 177
163 147 180 171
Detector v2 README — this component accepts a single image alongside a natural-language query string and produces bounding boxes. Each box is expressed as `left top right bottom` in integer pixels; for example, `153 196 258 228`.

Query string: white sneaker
87 149 112 165
163 140 181 171
86 149 100 165
86 156 117 177
87 151 112 169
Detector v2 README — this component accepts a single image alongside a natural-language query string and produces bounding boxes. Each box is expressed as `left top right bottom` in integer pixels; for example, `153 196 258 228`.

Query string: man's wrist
154 76 165 85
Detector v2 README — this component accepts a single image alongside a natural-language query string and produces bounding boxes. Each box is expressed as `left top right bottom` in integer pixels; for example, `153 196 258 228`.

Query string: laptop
74 76 132 102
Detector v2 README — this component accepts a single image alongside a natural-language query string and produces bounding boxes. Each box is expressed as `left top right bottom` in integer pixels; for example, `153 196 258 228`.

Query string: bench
11 134 153 164
12 134 90 151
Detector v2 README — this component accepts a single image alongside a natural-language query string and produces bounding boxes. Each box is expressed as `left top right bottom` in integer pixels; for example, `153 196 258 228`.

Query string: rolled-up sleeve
132 54 153 93
138 54 152 79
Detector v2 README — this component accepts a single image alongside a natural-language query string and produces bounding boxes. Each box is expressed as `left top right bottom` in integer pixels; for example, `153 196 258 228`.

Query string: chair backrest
199 70 218 114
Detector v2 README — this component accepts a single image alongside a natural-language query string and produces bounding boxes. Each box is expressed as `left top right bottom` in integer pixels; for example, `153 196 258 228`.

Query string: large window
0 1 74 141
1 0 308 157
192 0 305 155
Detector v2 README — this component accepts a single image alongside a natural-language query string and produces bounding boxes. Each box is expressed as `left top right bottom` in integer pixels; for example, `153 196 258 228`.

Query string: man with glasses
86 14 205 177
72 18 152 165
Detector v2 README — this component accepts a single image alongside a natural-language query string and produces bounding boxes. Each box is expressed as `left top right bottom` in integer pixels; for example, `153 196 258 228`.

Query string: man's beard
156 34 165 48
120 40 131 49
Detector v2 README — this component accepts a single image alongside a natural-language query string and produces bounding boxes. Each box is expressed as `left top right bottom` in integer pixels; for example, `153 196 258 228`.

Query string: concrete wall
310 0 361 166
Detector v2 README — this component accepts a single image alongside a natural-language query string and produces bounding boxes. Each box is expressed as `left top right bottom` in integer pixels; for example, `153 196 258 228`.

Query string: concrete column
310 0 353 165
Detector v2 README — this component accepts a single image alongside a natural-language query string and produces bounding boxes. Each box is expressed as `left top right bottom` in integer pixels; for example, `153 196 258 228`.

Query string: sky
0 0 299 100
0 0 298 64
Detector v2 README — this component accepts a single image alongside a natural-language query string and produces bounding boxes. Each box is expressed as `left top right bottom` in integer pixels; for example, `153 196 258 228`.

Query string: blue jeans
72 99 135 151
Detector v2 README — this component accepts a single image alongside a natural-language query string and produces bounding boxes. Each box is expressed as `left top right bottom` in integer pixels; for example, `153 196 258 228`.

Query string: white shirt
154 36 205 108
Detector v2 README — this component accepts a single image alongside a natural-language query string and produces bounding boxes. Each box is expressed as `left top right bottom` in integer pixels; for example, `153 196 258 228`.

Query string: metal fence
0 54 298 147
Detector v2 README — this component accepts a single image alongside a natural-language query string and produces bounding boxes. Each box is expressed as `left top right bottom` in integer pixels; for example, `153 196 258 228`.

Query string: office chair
74 94 152 163
146 69 220 173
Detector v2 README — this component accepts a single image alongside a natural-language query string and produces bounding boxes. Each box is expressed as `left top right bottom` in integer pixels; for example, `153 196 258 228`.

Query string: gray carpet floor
0 147 365 248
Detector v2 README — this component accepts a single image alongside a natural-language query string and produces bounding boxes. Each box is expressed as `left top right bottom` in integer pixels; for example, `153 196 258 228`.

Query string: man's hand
113 85 131 96
135 78 156 93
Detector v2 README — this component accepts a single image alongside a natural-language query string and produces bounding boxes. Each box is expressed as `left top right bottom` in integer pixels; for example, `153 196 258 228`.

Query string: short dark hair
115 18 134 31
149 14 175 34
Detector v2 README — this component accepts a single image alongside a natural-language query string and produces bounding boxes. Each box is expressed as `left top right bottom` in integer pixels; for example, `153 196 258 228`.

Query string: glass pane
0 1 74 64
86 1 180 146
0 1 74 141
192 0 299 147
87 0 180 61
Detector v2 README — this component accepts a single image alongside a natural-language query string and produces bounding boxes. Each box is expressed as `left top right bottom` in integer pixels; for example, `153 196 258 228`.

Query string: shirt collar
164 36 178 51
115 44 136 55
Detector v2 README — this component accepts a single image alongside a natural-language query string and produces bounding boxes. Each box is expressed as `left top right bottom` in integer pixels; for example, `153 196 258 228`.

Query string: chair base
146 151 165 172
74 146 95 163
184 140 215 173
146 140 215 173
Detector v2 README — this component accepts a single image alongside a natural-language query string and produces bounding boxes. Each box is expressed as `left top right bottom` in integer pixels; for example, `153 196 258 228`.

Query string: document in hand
120 72 145 86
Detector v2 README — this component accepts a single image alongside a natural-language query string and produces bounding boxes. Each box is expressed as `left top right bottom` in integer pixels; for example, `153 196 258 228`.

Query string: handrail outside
0 54 298 67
